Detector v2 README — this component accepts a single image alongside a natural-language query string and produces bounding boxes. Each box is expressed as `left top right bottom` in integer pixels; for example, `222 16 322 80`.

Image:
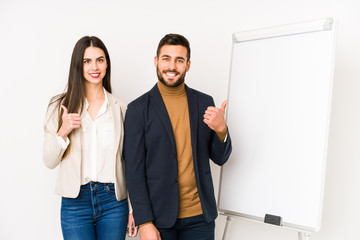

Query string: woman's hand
127 213 138 237
57 105 81 140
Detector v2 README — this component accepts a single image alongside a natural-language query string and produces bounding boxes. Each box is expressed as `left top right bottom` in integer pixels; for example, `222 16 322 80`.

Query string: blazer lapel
107 91 121 156
186 85 198 160
149 84 176 150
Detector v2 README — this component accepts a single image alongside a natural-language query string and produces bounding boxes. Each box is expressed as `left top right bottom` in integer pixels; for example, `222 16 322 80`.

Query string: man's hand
203 100 228 136
139 222 161 240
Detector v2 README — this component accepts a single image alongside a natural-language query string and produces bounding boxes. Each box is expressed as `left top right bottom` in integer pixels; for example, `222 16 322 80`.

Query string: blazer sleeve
118 99 134 214
124 102 154 226
43 102 67 169
209 130 232 166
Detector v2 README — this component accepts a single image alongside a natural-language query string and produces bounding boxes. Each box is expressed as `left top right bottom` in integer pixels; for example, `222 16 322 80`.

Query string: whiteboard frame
233 18 333 43
218 17 338 233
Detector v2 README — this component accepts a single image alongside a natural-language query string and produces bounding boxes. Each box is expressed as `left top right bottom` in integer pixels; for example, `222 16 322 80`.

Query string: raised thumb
220 100 229 112
61 105 68 115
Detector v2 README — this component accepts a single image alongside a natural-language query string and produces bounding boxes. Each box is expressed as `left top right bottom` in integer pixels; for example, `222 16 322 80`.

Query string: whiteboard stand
298 232 311 240
220 213 313 240
222 215 232 240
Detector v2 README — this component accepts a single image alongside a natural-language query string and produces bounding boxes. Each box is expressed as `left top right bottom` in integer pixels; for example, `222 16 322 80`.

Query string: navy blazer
124 84 232 228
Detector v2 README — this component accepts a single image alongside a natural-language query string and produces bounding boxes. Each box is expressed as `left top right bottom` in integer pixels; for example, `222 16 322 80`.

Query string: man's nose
168 60 176 70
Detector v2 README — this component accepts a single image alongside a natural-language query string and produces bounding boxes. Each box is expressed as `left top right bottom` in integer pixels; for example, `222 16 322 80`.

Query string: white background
0 0 359 239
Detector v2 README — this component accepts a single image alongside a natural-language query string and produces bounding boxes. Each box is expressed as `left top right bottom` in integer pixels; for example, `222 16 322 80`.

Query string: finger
67 113 81 117
128 226 136 237
73 122 82 128
205 110 218 117
203 114 213 122
205 110 219 117
203 118 211 126
127 222 134 237
61 105 68 115
73 120 81 125
68 116 82 122
220 100 229 112
67 117 81 123
205 109 215 114
133 226 138 237
206 106 218 112
203 113 211 118
69 121 81 128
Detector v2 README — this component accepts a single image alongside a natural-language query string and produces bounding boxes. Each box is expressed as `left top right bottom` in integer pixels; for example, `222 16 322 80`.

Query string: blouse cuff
56 134 70 149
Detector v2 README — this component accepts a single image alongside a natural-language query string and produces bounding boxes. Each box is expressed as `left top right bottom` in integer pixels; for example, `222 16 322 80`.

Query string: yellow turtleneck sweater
157 80 203 219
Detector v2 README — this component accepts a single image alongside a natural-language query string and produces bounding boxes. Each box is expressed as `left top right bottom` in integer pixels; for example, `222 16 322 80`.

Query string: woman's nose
91 62 98 70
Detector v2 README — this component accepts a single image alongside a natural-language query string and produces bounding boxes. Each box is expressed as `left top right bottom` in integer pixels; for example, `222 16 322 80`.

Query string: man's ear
154 56 158 68
186 60 191 72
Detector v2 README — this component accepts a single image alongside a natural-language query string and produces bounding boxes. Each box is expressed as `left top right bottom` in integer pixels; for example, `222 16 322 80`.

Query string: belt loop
90 181 97 191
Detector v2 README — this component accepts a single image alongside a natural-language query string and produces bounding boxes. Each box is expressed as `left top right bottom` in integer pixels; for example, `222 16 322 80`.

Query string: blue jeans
157 214 215 240
61 182 128 240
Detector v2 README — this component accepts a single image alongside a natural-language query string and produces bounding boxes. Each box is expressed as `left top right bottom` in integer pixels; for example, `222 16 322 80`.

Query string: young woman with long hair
43 36 137 239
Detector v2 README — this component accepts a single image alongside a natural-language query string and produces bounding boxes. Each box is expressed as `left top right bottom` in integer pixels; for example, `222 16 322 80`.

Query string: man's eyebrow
160 55 185 60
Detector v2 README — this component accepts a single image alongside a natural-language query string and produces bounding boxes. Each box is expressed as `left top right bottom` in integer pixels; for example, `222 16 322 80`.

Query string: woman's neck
85 83 105 101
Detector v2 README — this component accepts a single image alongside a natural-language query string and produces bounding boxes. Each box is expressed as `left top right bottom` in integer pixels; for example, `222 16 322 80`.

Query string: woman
43 36 137 239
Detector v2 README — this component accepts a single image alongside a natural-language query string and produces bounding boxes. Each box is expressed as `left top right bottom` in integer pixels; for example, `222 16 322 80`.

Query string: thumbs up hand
57 105 81 141
203 100 228 137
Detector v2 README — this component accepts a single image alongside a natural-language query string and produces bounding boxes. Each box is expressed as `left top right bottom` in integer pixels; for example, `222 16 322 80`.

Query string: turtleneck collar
157 80 186 97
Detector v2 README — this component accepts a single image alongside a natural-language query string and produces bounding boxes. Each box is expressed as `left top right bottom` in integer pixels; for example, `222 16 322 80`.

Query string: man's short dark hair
156 33 191 61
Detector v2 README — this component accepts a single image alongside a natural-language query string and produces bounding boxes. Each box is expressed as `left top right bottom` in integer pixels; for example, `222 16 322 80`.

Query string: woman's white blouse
57 90 117 185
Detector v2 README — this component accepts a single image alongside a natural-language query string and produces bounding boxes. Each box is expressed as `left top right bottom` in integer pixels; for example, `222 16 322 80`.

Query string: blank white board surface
218 18 337 232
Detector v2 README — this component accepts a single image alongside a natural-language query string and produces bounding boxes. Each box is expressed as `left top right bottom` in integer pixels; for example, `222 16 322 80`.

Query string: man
124 33 232 240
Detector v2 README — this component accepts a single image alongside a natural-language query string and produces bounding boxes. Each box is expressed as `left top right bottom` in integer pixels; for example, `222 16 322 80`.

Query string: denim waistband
81 182 114 191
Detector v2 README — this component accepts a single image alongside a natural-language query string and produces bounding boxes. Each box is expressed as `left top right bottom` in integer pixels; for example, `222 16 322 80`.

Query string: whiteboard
218 18 337 232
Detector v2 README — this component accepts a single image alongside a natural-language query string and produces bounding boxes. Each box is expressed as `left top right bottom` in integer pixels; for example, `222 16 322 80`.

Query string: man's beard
156 67 186 88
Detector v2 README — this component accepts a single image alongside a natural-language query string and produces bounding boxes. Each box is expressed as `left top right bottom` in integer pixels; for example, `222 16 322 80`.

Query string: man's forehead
159 45 188 58
160 45 187 52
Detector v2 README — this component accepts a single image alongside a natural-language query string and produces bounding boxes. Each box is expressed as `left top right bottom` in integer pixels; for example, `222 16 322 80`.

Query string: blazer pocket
102 124 114 149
